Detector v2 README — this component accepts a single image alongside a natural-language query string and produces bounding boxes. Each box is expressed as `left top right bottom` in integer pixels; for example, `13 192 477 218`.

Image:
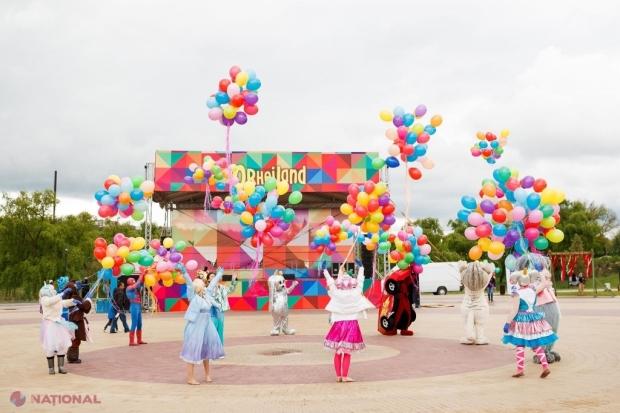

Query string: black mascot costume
378 266 417 336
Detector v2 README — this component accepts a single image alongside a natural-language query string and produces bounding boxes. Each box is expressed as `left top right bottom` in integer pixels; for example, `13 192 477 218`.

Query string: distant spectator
578 272 585 296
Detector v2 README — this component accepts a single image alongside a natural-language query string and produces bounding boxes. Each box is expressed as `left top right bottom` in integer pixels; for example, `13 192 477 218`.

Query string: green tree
442 219 470 262
570 234 587 275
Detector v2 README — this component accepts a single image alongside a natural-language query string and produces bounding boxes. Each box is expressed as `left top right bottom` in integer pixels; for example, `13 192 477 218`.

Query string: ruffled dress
502 285 558 348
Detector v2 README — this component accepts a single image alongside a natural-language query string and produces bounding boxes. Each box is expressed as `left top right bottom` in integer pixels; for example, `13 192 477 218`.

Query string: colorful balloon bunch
142 238 196 287
457 166 565 264
372 105 443 181
388 226 432 273
94 175 154 221
339 181 396 250
94 234 151 279
183 155 239 191
309 215 358 256
470 130 509 164
211 177 302 247
206 66 262 126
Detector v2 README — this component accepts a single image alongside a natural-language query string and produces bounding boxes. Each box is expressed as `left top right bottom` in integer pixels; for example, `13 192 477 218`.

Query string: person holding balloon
126 272 147 346
206 270 239 345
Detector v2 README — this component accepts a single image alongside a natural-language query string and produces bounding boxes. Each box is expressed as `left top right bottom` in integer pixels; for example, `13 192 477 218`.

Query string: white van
419 262 462 295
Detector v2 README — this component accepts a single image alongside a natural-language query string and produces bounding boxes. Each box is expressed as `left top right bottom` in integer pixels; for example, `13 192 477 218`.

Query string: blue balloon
393 106 405 116
246 68 257 80
103 269 112 280
241 226 255 238
254 213 264 222
414 255 426 265
461 195 477 210
262 205 272 216
492 169 501 182
271 205 284 219
490 141 499 148
233 201 246 214
231 186 238 195
514 238 529 254
414 145 427 156
265 196 278 208
424 125 436 135
479 141 488 149
248 192 262 207
412 245 421 256
94 190 107 201
130 189 144 201
403 113 415 127
514 188 527 204
486 158 496 164
414 226 423 237
254 186 266 199
457 209 471 222
385 156 400 168
101 194 115 206
506 190 516 203
406 154 418 162
526 193 541 210
118 202 130 211
206 97 219 108
406 132 417 144
492 224 508 237
215 92 230 104
215 181 226 191
246 78 262 91
108 184 121 198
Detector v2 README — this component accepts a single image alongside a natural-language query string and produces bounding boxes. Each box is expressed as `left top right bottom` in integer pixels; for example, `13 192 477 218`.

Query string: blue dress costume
502 285 558 348
179 266 226 364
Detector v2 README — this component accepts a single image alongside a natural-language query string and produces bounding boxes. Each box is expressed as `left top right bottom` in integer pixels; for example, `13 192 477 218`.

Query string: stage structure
151 151 386 312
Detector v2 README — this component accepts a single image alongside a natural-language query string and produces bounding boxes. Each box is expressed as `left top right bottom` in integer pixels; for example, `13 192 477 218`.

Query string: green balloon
397 260 409 270
148 248 156 256
121 263 135 275
214 173 224 180
264 177 277 191
533 236 549 250
497 166 511 182
175 241 186 252
132 175 144 189
127 251 141 263
371 158 386 170
288 191 302 205
282 208 296 223
423 255 431 264
139 255 154 266
540 204 554 218
132 210 144 221
212 165 221 174
404 252 415 263
481 178 496 187
494 148 504 155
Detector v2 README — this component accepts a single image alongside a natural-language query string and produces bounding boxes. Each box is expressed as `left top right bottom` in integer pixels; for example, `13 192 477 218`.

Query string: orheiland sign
154 151 379 193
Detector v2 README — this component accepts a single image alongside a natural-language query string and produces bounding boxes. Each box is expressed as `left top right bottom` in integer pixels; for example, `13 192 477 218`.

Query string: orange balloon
174 275 186 284
430 115 443 127
497 200 513 211
160 271 172 282
469 245 483 260
482 183 496 197
118 192 131 204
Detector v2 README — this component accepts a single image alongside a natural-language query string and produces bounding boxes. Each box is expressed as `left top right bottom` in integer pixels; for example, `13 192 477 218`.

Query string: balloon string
203 186 212 217
225 124 233 196
250 239 261 289
404 161 410 221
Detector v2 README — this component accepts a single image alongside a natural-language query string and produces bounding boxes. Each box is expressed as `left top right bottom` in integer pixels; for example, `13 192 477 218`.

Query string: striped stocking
534 346 549 369
516 346 525 372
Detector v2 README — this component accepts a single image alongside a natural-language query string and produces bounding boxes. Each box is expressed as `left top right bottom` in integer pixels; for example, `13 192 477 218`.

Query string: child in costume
67 281 93 364
206 269 239 345
502 269 558 378
126 273 147 346
178 264 225 385
323 260 374 383
39 283 79 374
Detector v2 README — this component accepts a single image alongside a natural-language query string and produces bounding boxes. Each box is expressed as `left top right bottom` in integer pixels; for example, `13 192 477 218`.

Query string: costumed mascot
458 260 495 345
515 254 561 364
66 280 93 364
267 271 298 336
378 265 417 336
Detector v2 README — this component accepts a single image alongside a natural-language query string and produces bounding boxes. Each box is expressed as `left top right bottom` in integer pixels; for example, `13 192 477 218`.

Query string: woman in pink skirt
323 260 374 382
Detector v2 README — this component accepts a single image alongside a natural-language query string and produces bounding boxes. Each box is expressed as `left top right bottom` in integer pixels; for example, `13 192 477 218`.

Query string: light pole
64 247 68 276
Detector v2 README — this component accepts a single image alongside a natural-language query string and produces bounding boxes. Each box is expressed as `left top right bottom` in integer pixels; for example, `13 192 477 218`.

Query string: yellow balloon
357 192 369 207
388 255 398 264
163 237 174 249
276 181 289 195
430 115 443 127
340 203 353 215
540 188 556 205
101 257 114 269
546 229 564 243
316 229 325 238
412 123 424 134
370 212 384 224
243 181 256 196
131 237 146 251
162 278 174 287
478 237 491 252
501 129 510 138
394 238 403 251
374 182 387 195
240 211 254 226
489 241 505 255
379 110 393 122
541 217 556 229
509 166 519 179
338 232 348 241
223 105 236 119
144 274 156 287
366 221 380 233
235 71 249 86
469 245 482 260
107 175 121 185
553 189 565 204
208 176 216 185
194 169 204 179
371 234 380 243
117 246 129 258
348 212 362 225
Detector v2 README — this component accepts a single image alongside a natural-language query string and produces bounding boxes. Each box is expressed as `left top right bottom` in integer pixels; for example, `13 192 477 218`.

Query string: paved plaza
1 294 619 413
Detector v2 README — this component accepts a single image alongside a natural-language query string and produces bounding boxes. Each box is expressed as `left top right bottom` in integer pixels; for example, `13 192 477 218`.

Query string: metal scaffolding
144 162 155 246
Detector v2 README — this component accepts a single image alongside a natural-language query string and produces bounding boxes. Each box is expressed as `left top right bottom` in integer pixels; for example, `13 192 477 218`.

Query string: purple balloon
480 199 495 214
327 242 336 251
222 201 232 209
392 115 404 127
383 214 396 226
309 242 317 250
235 111 248 125
414 104 427 117
507 229 520 242
277 221 290 231
157 246 167 256
169 252 182 263
183 176 194 184
378 194 390 206
245 92 259 105
513 252 522 259
521 176 535 189
204 170 212 179
220 115 234 126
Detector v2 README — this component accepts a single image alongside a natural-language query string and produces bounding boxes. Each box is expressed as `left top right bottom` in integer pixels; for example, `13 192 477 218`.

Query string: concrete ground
1 293 619 413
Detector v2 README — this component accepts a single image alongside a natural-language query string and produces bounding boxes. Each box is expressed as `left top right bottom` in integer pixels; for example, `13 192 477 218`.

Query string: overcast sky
2 1 619 234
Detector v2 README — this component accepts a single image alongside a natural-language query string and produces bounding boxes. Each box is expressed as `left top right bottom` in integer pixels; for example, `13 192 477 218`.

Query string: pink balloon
270 227 284 238
255 220 267 232
397 126 408 140
511 206 526 222
528 209 543 224
525 228 539 241
208 108 222 121
413 264 424 274
488 251 503 260
552 204 560 215
419 244 431 255
467 212 485 226
186 260 198 270
326 216 334 226
464 227 479 241
156 262 168 272
114 233 125 246
167 261 176 271
398 231 407 241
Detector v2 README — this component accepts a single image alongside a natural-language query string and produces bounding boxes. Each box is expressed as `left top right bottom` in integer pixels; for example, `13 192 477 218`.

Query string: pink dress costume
39 284 77 374
323 266 374 381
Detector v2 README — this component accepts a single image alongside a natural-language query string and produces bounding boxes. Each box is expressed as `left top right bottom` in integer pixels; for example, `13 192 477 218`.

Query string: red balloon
492 209 507 223
348 184 360 197
382 203 396 215
94 237 107 248
355 205 368 218
387 234 396 242
329 226 341 235
245 205 256 214
219 78 231 92
382 225 391 231
316 245 325 253
325 249 333 256
330 234 339 243
251 233 259 248
553 214 561 224
408 167 422 180
261 233 274 247
390 251 403 261
475 225 492 238
98 205 112 218
400 153 407 162
347 195 357 207
367 199 380 213
482 149 492 157
104 179 116 190
485 132 494 141
402 240 412 252
244 104 259 115
402 144 415 156
364 181 375 194
119 238 131 248
113 256 124 267
93 247 106 260
533 179 547 193
229 66 241 80
230 94 244 107
112 266 121 277
417 132 430 144
417 235 428 246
